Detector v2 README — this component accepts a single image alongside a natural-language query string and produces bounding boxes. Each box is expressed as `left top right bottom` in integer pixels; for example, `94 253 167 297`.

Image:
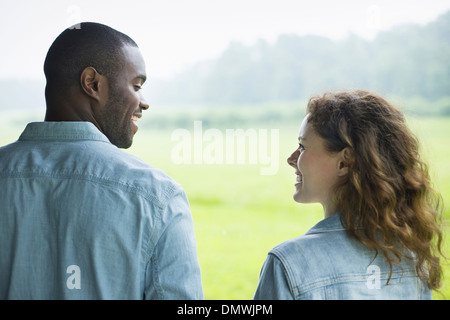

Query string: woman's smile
295 172 303 186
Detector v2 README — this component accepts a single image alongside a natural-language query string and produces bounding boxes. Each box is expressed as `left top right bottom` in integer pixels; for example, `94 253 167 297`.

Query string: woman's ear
337 147 353 176
80 67 108 103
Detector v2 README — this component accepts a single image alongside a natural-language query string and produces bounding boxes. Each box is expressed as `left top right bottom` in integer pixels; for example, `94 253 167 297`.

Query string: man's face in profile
99 45 148 149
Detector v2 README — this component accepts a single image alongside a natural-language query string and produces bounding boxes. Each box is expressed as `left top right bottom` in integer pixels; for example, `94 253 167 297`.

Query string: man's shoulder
1 136 183 208
86 143 183 205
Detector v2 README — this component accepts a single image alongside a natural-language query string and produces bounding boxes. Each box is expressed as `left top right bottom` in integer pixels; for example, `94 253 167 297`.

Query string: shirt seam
0 170 174 211
1 170 176 293
18 136 110 143
18 122 111 144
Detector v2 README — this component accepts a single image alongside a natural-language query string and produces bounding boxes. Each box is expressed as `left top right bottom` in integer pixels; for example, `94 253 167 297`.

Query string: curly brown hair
306 90 444 290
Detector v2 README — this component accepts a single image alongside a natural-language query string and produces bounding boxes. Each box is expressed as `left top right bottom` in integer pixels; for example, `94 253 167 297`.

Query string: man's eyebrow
136 74 147 83
298 136 306 142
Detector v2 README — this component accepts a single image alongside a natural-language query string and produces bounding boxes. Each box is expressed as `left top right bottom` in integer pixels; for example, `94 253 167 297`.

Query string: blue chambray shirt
0 121 203 300
253 212 432 300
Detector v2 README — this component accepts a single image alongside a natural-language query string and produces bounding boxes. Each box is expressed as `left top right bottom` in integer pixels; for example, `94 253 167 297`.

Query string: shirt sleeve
253 253 294 300
144 187 204 300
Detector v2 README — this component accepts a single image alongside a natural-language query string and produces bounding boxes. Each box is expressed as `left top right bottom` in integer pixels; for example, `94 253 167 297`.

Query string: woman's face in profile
287 114 344 214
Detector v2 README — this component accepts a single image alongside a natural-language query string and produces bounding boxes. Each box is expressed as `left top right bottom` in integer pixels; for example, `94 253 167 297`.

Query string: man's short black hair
44 22 138 91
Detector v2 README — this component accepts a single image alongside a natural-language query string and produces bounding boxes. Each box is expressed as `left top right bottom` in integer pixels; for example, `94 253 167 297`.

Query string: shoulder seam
0 170 177 210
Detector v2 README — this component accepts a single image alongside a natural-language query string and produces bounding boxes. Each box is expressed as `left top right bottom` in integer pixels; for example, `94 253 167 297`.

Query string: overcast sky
1 0 450 81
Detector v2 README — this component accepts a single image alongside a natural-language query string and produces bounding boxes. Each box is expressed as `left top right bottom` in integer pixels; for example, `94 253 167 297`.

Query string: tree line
150 10 450 110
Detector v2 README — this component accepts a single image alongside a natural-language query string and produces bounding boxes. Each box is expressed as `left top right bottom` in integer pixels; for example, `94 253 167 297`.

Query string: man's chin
118 140 133 149
109 135 133 149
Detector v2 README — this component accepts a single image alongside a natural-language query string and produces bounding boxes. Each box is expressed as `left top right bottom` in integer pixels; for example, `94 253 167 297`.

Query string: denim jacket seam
294 268 421 297
305 227 347 235
267 251 299 299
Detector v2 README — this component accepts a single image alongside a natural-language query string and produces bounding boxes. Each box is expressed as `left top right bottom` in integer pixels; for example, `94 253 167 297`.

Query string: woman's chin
293 191 303 203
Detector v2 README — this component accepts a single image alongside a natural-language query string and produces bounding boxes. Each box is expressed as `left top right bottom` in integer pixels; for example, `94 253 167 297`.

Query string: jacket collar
304 212 346 234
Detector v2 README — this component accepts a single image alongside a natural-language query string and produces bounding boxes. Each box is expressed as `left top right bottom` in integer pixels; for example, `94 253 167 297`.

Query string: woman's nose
287 150 299 168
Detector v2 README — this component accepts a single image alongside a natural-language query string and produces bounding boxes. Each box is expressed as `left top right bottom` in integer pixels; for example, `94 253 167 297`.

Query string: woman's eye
134 85 142 90
298 143 305 151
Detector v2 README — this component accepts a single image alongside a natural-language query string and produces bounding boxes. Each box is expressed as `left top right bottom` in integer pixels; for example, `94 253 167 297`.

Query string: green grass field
1 109 449 299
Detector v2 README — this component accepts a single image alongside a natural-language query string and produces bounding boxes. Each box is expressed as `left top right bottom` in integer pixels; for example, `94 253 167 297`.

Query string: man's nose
140 95 149 110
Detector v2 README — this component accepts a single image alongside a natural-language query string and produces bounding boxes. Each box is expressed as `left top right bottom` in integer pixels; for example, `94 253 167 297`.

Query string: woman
253 90 444 299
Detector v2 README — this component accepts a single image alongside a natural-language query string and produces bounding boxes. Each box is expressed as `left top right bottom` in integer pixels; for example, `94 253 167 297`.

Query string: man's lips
131 113 142 125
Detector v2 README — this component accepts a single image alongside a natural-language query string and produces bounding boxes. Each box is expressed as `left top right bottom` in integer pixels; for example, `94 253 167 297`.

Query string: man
0 22 203 299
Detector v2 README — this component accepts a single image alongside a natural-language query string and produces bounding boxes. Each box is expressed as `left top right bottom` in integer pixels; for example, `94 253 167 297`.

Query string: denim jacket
0 122 203 299
253 212 431 300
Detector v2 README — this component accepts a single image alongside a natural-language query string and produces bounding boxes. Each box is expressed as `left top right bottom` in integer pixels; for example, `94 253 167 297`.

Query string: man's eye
134 85 142 90
298 143 305 151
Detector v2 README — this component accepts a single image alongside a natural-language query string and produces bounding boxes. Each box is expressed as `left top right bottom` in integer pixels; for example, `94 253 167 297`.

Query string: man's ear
337 147 353 176
80 67 107 102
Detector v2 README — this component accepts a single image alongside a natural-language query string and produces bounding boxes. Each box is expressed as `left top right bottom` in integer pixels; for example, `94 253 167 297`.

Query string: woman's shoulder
268 213 369 274
270 213 347 255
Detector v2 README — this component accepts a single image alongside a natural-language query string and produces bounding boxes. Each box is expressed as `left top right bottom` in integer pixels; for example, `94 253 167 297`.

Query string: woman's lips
295 172 303 186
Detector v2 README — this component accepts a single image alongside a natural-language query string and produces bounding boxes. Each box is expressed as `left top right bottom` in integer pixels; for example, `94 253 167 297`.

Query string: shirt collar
19 121 111 144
